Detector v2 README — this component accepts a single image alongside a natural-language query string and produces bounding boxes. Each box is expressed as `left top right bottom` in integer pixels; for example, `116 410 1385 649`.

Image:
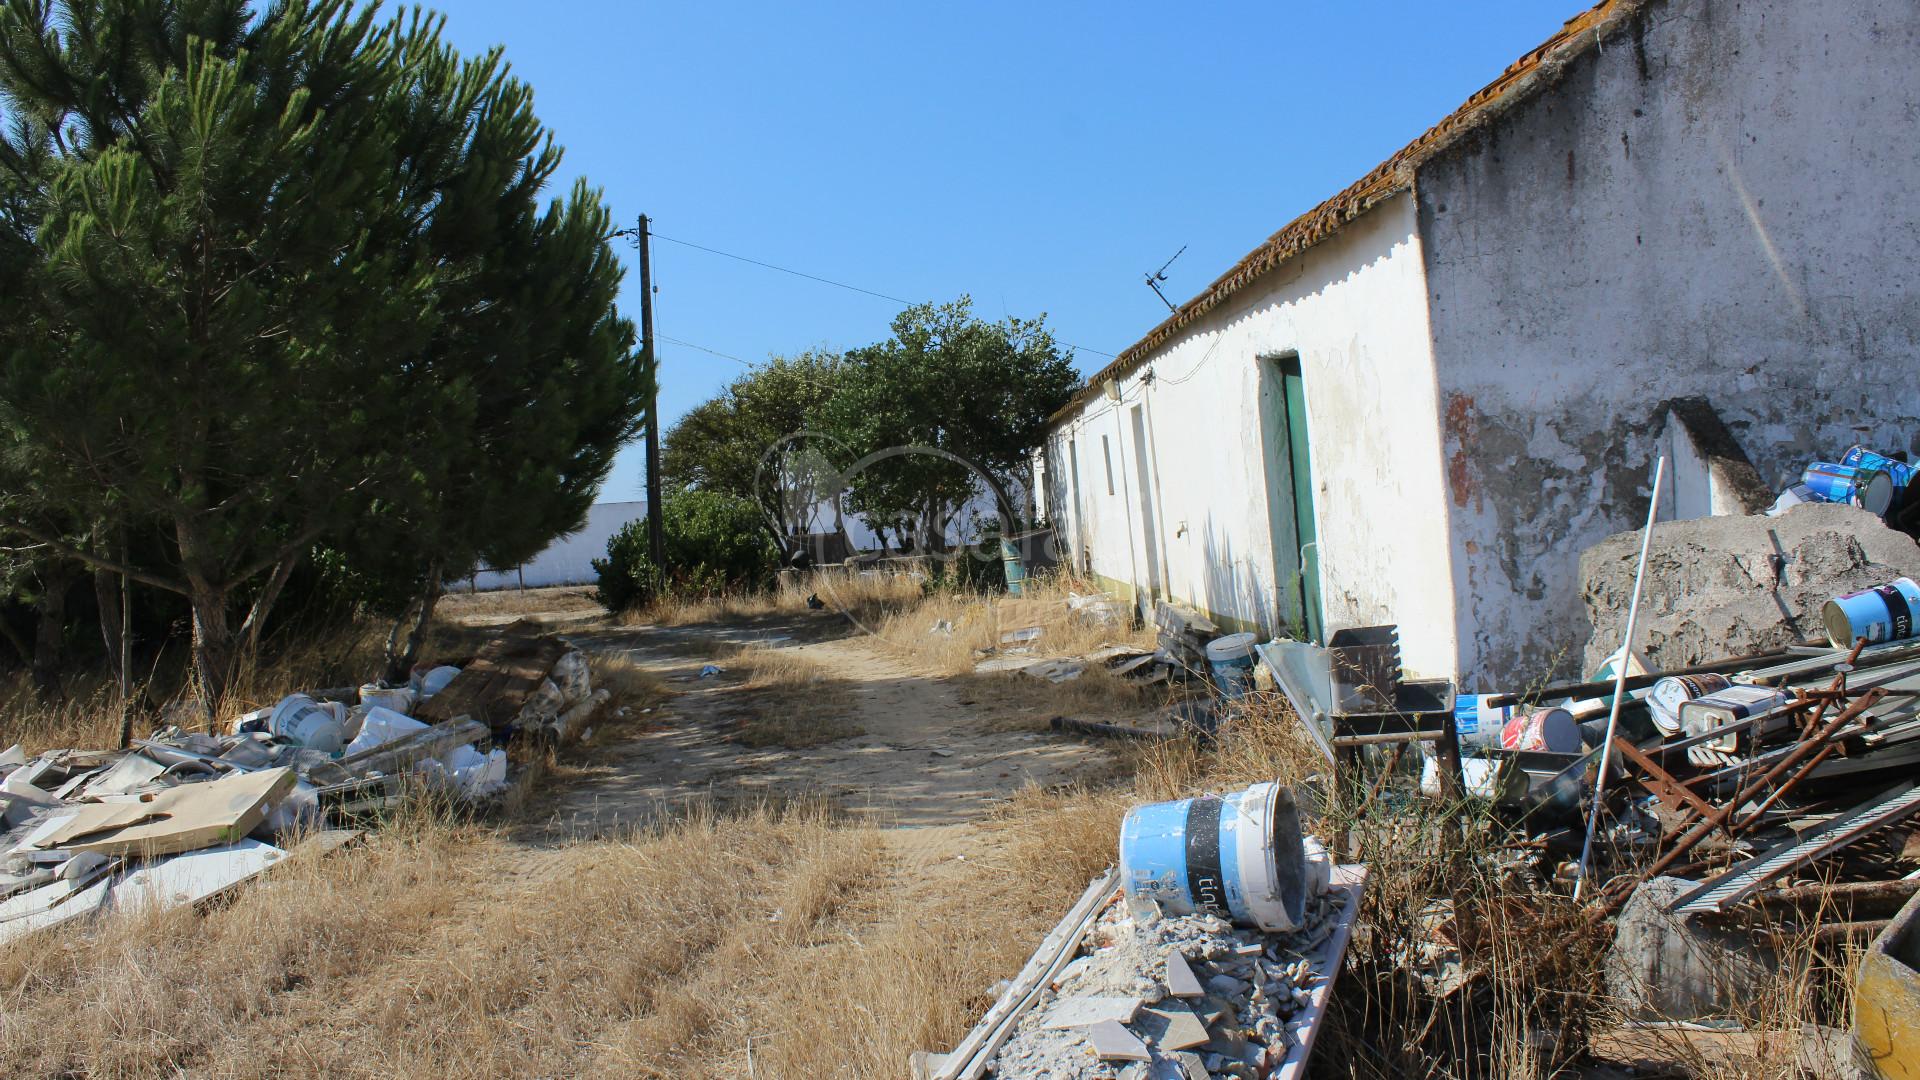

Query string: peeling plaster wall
1041 194 1460 677
1417 0 1920 686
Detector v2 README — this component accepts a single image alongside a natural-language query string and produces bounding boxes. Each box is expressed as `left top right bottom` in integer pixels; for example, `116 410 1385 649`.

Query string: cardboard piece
35 767 294 857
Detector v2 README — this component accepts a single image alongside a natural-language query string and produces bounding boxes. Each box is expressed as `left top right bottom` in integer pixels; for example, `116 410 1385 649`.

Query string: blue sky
428 1 1582 503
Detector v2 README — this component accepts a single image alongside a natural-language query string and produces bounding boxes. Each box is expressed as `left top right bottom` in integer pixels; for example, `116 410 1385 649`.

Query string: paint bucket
1823 577 1920 649
1645 673 1734 736
1500 707 1582 753
1118 780 1308 932
1452 693 1518 752
1205 633 1259 700
359 683 417 716
1841 446 1915 506
1802 462 1894 515
1679 684 1791 750
268 694 346 755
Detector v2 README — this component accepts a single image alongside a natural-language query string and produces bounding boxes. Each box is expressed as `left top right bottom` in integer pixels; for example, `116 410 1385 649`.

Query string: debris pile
0 623 602 947
987 888 1353 1080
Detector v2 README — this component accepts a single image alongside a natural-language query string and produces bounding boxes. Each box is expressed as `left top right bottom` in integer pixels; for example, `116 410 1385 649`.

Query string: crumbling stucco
1420 0 1920 684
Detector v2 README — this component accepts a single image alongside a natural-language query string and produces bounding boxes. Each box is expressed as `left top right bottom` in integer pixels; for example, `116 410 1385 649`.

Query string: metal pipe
1575 455 1666 903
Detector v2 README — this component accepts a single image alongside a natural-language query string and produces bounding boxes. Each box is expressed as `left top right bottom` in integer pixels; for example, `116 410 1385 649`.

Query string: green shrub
593 492 780 611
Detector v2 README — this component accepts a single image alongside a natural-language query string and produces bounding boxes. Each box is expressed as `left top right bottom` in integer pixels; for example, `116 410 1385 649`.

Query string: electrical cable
646 227 1119 360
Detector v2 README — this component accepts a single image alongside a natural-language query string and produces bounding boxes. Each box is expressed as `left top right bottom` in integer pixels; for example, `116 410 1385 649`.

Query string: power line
649 230 914 307
646 227 1118 360
657 333 750 366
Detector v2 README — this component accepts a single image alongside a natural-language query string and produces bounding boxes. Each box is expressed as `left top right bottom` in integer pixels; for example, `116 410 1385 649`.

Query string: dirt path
524 615 1113 836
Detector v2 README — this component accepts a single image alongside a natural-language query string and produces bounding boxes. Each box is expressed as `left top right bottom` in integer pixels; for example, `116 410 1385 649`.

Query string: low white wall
458 501 647 591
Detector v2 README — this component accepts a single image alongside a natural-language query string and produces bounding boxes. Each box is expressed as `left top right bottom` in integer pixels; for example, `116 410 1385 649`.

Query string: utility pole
637 214 665 576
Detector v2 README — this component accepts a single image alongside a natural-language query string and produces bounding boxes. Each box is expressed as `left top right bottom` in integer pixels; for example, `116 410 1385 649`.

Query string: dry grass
0 589 1871 1080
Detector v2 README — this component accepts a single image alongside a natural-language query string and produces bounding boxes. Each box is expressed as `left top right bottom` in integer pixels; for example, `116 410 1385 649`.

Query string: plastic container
1499 707 1582 752
1205 632 1259 700
414 665 461 698
1823 577 1920 649
1118 780 1308 932
1679 685 1792 751
267 694 346 755
342 706 427 757
359 683 417 716
1646 673 1734 736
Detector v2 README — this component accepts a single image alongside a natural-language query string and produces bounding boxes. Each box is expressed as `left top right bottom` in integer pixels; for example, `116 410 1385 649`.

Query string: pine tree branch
0 519 185 595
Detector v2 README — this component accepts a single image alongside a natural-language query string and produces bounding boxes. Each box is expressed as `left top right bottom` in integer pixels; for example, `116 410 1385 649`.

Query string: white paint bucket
268 694 346 755
1500 708 1581 753
1646 673 1733 736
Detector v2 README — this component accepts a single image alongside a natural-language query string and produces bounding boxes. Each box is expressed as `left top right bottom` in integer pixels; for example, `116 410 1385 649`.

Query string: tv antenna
1144 245 1186 313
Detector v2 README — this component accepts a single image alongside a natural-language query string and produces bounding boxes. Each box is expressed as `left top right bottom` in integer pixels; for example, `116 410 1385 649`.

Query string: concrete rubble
0 624 602 947
987 893 1348 1080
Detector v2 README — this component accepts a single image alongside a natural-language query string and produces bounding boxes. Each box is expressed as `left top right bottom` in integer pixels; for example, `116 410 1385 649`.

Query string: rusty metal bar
1610 737 1719 819
1591 689 1886 917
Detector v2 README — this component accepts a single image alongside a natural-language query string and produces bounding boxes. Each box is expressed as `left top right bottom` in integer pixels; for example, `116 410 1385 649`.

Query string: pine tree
0 0 649 706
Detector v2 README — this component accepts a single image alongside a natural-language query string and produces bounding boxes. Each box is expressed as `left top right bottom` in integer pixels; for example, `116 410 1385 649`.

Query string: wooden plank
415 623 569 732
932 871 1119 1080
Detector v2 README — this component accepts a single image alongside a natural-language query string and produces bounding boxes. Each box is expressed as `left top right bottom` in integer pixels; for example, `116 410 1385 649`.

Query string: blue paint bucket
1452 693 1517 752
1823 577 1920 649
1118 780 1307 931
1204 632 1259 700
1803 462 1894 515
1841 446 1915 508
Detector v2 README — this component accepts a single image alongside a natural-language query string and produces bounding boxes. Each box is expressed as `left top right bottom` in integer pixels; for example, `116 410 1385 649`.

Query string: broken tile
1042 995 1143 1029
1136 1004 1211 1051
1165 950 1204 998
1171 1051 1210 1080
1087 1018 1150 1062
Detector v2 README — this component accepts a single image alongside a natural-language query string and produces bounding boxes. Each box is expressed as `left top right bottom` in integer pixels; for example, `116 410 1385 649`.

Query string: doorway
1129 405 1161 600
1259 355 1323 642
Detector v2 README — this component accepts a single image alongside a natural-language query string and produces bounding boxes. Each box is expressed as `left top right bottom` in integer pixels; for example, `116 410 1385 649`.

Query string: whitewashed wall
1419 0 1920 683
1043 194 1462 678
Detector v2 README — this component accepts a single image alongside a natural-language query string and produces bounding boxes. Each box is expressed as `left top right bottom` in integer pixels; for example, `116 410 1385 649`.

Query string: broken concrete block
1041 995 1143 1029
1087 1018 1150 1062
1581 503 1920 671
1164 950 1204 998
1136 1003 1211 1050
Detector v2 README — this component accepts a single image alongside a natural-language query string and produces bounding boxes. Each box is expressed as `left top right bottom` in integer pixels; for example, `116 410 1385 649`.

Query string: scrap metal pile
0 624 603 948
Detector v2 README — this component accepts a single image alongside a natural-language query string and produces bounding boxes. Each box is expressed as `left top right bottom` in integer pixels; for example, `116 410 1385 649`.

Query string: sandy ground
441 587 1123 865
476 612 1117 836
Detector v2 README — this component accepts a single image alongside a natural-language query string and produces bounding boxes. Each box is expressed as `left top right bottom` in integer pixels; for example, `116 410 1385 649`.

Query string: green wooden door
1261 355 1323 643
1280 358 1323 643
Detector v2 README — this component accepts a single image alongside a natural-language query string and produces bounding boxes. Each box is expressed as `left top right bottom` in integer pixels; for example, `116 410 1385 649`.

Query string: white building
460 500 647 591
1037 0 1920 686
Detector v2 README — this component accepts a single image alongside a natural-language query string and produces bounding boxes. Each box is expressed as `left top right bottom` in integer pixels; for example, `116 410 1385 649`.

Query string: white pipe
1573 455 1667 903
